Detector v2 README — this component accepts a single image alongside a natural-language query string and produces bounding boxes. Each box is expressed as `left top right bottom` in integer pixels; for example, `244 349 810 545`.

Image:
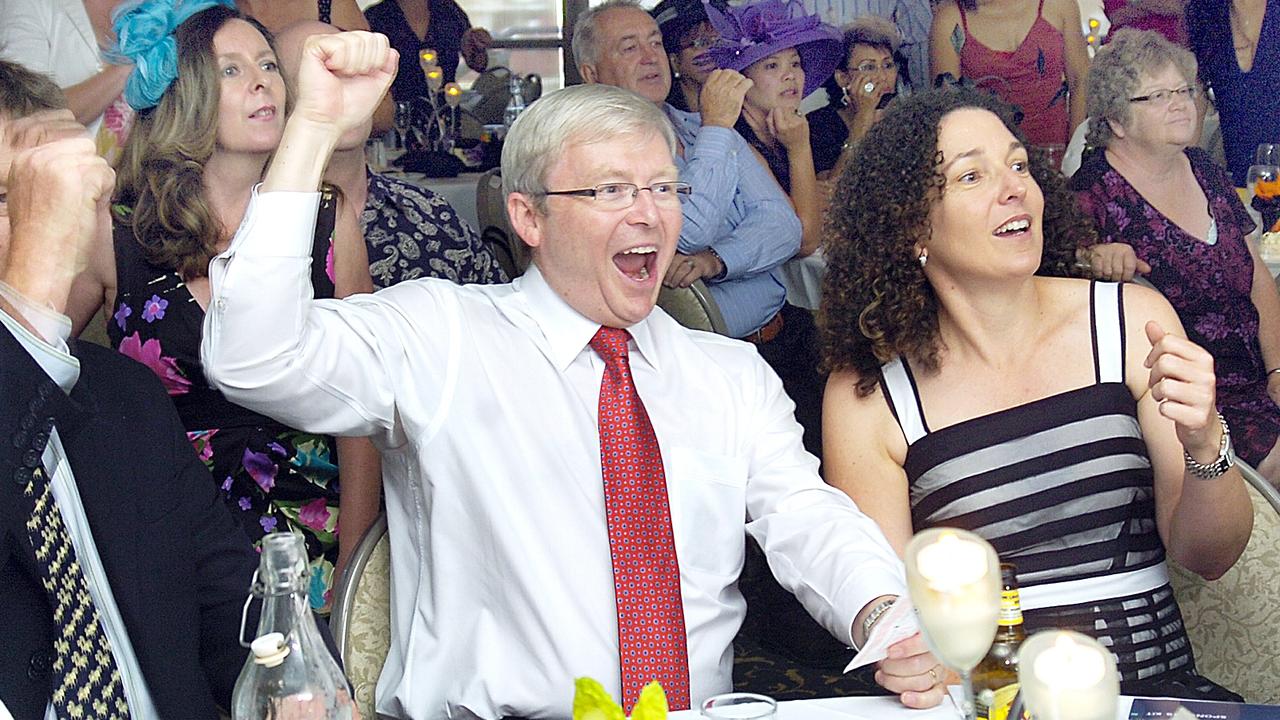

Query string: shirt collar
513 264 662 374
0 282 80 393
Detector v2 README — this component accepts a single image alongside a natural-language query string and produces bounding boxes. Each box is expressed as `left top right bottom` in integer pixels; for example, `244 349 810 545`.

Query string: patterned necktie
23 422 131 719
589 327 691 712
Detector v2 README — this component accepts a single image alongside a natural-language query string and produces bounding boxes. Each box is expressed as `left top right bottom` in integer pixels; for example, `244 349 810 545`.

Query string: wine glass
1247 164 1279 201
1017 631 1119 720
1258 143 1280 167
905 528 1001 720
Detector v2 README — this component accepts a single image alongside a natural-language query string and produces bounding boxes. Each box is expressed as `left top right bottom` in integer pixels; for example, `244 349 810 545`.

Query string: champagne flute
905 528 1001 720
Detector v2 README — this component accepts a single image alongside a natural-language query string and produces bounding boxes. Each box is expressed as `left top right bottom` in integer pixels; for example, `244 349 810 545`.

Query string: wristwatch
1184 411 1235 480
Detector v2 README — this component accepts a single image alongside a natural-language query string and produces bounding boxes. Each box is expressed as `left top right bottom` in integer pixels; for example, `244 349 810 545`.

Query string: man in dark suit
0 62 260 720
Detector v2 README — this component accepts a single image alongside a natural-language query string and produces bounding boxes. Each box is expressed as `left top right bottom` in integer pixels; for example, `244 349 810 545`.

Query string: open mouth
613 245 658 282
994 217 1031 237
249 105 277 120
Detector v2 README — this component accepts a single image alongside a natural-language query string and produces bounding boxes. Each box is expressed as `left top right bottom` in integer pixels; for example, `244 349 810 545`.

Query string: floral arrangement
573 678 668 720
108 0 237 110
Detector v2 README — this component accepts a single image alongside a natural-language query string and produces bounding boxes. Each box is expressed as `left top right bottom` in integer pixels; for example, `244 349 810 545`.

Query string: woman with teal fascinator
69 0 384 612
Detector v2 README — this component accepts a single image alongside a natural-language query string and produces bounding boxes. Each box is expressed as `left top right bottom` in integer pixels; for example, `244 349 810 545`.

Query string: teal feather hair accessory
109 0 237 110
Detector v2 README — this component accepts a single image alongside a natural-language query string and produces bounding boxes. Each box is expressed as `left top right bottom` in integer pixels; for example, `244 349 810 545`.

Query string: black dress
107 193 344 611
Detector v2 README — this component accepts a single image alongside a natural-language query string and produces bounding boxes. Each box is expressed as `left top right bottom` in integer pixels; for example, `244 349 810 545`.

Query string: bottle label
997 589 1023 626
977 683 1021 720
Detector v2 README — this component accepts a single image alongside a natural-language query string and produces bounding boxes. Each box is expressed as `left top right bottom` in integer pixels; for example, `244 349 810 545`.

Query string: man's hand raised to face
3 136 114 312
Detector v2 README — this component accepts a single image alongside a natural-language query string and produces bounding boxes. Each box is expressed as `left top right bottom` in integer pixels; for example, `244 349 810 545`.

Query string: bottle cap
250 632 291 668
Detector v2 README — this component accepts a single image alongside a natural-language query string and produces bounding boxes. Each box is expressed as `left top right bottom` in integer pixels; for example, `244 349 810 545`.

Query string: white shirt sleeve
741 355 906 645
201 187 454 447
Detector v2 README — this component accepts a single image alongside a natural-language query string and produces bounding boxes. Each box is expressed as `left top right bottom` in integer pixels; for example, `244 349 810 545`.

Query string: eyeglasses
853 60 897 73
542 182 692 209
1128 85 1197 106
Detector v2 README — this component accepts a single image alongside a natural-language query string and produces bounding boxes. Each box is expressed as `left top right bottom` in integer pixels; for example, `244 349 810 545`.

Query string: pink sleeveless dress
958 0 1070 147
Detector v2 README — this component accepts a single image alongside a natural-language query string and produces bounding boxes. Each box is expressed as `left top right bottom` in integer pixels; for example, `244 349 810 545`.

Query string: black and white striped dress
880 282 1211 692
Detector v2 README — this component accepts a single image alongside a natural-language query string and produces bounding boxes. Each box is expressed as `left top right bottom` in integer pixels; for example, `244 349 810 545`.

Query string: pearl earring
918 250 928 267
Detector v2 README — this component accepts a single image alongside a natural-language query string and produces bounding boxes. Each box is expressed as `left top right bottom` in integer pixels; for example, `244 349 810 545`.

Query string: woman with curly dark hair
821 86 1251 699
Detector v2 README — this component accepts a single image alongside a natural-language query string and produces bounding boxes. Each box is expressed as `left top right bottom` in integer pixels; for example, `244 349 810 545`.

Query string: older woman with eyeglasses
1071 29 1280 484
807 16 903 180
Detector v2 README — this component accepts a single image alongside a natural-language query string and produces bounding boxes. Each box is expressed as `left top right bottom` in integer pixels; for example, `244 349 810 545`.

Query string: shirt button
216 299 226 311
27 650 52 679
13 467 30 486
23 450 41 469
21 414 37 431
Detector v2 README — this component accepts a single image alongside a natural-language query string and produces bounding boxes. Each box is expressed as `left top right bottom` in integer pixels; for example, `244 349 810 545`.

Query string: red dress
958 0 1070 147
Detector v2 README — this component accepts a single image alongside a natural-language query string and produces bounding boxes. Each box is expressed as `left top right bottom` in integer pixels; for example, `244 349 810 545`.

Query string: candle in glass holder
908 530 1000 669
1018 631 1118 720
425 67 444 93
443 82 463 107
418 48 439 70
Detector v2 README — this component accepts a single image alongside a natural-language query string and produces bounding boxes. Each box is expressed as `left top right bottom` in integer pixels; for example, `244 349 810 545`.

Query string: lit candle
916 531 988 592
444 82 463 107
1019 631 1119 720
425 67 444 93
907 530 1000 672
418 48 439 69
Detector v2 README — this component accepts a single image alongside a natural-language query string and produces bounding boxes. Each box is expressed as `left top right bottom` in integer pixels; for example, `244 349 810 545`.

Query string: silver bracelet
855 597 896 650
1183 411 1235 480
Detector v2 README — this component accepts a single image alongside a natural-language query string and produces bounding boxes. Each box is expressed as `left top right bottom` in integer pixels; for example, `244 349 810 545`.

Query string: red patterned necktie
589 326 691 712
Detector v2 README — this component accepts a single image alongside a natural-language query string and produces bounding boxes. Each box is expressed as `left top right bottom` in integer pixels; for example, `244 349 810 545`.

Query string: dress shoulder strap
957 1 971 33
880 357 929 445
1090 280 1126 384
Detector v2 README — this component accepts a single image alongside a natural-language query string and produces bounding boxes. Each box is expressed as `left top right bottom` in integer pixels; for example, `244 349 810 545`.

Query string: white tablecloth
780 250 828 311
669 693 1178 720
381 170 482 233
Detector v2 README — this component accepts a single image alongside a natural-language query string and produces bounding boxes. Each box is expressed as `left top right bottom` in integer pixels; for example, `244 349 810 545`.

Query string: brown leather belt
743 310 784 344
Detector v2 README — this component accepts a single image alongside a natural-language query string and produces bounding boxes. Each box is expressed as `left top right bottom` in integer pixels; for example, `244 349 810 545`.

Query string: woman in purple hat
706 0 841 258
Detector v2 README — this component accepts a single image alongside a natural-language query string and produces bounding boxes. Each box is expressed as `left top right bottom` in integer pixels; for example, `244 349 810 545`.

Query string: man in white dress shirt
201 31 944 720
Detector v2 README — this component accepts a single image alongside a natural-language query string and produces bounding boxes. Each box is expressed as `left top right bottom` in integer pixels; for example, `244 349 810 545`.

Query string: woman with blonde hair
1072 29 1280 484
69 0 381 609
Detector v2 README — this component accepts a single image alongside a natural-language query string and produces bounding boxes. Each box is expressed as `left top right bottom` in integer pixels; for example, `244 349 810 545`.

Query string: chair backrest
1168 462 1280 703
657 280 730 335
475 168 530 277
329 514 391 720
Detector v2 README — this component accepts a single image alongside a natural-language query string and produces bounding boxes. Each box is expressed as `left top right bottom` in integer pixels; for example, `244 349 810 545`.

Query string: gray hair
838 15 902 66
572 0 646 70
501 84 677 210
1086 28 1197 148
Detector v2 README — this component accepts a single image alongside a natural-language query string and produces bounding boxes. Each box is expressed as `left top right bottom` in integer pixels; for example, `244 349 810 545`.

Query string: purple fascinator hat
704 0 841 98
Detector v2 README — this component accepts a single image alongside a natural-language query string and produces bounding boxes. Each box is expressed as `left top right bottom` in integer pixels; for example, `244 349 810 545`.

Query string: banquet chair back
329 514 391 720
476 168 529 277
1168 461 1280 703
657 281 730 335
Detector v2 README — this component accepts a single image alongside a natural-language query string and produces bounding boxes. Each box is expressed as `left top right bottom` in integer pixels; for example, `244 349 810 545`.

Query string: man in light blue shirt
573 0 825 462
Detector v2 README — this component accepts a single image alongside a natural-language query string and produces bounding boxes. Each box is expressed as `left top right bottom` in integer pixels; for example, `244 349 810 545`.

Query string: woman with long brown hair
69 0 381 610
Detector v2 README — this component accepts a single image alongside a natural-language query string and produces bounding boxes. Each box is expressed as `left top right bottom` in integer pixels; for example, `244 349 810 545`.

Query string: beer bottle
973 563 1026 720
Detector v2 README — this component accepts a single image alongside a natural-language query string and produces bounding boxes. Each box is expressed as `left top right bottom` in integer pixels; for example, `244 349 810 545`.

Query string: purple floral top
1072 147 1278 465
108 194 343 611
